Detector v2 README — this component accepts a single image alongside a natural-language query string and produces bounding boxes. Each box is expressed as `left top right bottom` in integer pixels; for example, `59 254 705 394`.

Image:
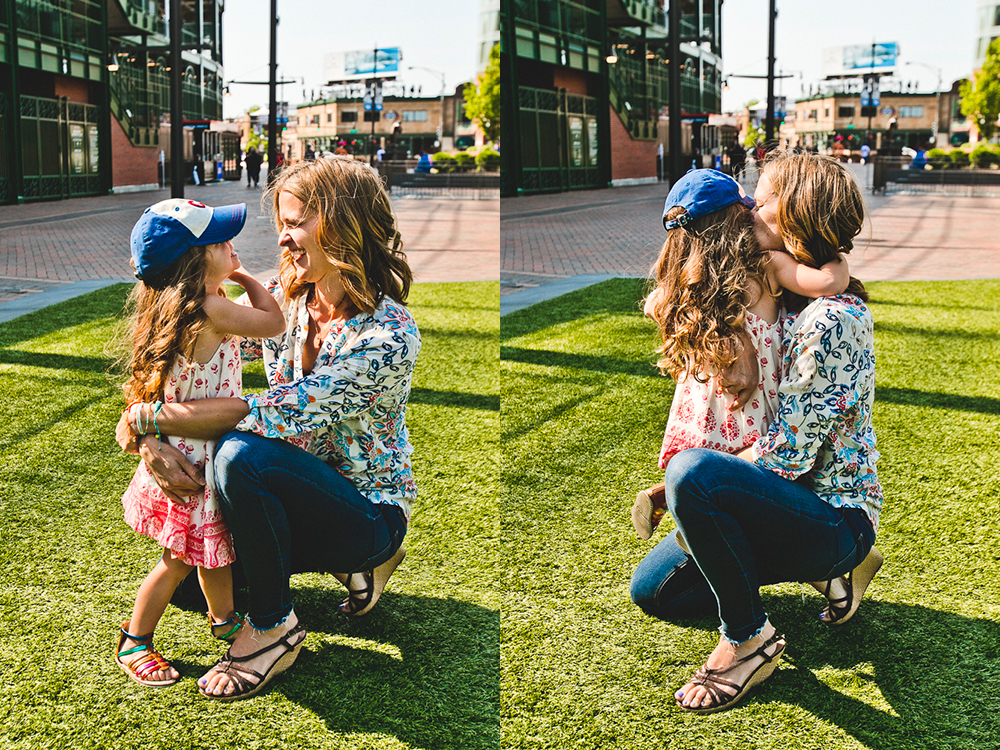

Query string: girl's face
203 240 238 285
277 191 337 284
752 172 784 251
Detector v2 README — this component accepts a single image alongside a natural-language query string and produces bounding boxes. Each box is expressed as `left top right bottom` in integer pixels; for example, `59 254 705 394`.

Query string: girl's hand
116 411 138 453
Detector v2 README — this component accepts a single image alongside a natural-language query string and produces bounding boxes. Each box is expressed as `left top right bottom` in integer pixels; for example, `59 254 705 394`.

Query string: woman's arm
768 250 849 298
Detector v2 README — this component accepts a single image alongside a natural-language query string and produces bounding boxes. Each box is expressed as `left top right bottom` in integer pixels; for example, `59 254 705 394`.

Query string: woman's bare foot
198 609 305 698
675 620 784 711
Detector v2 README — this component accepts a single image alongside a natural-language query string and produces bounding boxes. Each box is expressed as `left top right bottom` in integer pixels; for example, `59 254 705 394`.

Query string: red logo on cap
187 200 206 208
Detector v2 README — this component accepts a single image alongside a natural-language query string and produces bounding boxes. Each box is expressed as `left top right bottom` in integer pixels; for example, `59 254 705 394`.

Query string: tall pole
266 0 278 181
169 0 184 198
668 0 682 183
764 0 776 144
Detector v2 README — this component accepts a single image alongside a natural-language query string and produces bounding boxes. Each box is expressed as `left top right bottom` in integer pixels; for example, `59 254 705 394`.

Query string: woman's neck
309 277 352 320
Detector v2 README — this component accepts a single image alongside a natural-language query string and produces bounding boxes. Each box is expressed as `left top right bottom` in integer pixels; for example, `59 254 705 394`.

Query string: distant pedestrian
335 141 349 155
727 142 746 180
376 146 386 162
860 144 871 164
114 199 284 689
304 144 316 161
415 151 432 174
244 147 263 188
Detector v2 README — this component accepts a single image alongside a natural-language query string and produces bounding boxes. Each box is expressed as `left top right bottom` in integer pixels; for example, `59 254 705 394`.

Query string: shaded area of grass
0 281 499 750
501 277 1000 750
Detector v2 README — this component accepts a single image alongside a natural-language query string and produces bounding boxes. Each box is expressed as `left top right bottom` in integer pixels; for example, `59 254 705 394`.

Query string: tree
463 44 500 146
961 38 1000 140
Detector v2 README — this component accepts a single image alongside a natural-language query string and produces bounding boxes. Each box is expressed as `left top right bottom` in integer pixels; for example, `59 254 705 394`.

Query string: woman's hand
138 437 206 504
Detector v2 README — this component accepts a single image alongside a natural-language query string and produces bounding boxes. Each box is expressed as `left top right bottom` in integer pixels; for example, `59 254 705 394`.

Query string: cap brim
738 194 756 210
199 203 248 245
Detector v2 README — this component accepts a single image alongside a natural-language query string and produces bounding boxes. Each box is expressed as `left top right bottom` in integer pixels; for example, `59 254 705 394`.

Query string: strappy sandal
632 483 666 540
334 546 406 617
676 632 786 714
198 622 307 701
209 612 244 643
817 546 883 626
114 622 179 688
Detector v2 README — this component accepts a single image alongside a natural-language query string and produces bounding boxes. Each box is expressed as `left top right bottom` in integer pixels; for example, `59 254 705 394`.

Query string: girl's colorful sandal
114 622 179 688
209 612 244 643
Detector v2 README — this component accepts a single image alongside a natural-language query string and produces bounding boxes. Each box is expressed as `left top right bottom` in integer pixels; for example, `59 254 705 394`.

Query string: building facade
0 0 224 204
975 0 1000 67
501 0 725 197
290 83 481 162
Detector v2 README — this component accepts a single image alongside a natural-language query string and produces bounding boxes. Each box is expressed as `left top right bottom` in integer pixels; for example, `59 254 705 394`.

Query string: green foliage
949 148 971 168
431 152 456 173
463 44 500 145
0 281 500 750
743 125 765 148
970 143 1000 168
925 147 951 169
960 37 1000 139
475 148 500 171
502 277 1000 750
453 151 475 171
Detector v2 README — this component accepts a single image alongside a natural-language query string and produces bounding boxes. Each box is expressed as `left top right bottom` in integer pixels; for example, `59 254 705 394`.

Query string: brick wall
111 117 159 188
552 68 588 96
53 77 89 103
609 106 658 181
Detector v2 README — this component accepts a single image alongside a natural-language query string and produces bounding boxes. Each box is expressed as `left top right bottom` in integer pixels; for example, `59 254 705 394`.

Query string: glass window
21 121 39 176
837 105 854 118
341 110 357 122
994 5 1000 26
403 110 428 121
899 106 924 118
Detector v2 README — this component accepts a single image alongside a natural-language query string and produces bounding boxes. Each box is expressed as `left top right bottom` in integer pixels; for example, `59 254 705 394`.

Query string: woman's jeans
213 431 407 630
630 449 875 644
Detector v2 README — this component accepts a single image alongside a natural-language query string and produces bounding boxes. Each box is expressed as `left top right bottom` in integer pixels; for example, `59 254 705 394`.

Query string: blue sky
221 0 482 118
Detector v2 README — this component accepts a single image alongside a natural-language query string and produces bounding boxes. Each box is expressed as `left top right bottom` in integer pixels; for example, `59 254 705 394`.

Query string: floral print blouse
751 294 883 530
238 278 420 520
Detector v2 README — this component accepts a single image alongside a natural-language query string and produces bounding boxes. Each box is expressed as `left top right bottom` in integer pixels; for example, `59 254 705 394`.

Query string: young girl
632 170 849 540
115 199 285 687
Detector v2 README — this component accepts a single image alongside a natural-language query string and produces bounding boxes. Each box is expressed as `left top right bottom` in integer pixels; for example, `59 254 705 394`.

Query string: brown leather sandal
334 546 406 617
817 546 883 626
198 622 307 701
675 632 786 714
114 622 179 688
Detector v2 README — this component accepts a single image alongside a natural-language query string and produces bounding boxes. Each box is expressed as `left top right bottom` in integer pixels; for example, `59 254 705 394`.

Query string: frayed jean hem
246 605 294 632
720 619 768 646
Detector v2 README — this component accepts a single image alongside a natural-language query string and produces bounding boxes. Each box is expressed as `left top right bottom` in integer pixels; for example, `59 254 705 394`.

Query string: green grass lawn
502 278 1000 750
0 281 498 750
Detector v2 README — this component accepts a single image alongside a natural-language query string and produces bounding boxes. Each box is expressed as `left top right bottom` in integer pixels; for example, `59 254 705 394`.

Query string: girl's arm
768 250 850 298
203 267 285 338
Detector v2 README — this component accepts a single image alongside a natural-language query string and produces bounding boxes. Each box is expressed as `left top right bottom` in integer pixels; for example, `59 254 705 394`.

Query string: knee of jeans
663 448 714 514
213 431 255 495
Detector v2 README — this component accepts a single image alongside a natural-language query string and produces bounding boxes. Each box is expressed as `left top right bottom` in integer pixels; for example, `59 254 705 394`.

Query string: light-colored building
478 0 500 73
975 0 1000 66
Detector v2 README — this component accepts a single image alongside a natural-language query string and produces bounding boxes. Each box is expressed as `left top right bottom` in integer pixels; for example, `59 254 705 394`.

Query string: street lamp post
409 66 446 152
905 61 943 146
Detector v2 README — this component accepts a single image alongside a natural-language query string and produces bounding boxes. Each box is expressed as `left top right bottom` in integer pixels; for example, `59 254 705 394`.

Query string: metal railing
382 165 500 200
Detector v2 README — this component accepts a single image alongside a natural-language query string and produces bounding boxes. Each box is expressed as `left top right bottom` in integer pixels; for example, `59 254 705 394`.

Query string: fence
876 160 1000 197
379 163 500 200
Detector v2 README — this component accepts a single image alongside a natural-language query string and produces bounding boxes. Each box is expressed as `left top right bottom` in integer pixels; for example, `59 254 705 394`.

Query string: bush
948 149 970 168
970 144 1000 168
454 152 475 171
431 152 456 173
925 148 950 169
476 148 500 171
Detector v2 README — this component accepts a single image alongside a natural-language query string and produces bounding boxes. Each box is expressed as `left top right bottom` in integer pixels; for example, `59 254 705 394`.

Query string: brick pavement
501 182 1000 297
0 177 498 308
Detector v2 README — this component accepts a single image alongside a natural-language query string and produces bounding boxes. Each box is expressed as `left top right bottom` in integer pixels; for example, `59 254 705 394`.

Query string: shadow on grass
875 387 1000 415
646 593 1000 748
501 346 657 379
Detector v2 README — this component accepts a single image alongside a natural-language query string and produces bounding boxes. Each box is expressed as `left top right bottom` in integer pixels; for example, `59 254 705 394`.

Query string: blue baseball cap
130 199 247 280
663 169 755 231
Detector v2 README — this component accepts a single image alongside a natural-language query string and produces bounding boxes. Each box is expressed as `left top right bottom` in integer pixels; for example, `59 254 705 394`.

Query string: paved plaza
0 175 499 318
501 176 1000 312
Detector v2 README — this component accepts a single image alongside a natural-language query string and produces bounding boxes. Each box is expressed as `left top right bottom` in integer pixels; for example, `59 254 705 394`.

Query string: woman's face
752 172 784 251
277 191 336 284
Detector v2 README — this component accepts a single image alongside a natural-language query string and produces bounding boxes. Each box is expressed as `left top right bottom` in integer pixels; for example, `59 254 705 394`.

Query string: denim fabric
630 449 875 643
213 431 407 630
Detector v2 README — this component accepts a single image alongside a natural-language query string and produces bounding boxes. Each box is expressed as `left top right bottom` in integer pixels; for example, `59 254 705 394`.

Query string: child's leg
121 549 194 682
198 565 235 624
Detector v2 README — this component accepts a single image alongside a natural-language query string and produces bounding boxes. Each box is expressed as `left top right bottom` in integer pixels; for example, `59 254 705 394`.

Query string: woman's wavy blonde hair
266 157 412 311
649 201 767 381
762 150 868 308
120 247 217 403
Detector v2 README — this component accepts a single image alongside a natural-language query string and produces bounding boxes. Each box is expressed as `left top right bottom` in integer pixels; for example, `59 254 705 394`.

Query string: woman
116 157 419 700
630 151 884 714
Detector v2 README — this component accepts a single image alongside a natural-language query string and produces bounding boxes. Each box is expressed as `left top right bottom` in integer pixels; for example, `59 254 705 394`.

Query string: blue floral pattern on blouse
238 278 420 520
751 294 883 530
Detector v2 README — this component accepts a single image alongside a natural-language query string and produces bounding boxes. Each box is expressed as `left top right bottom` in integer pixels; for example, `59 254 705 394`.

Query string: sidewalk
0 176 498 320
501 180 1000 313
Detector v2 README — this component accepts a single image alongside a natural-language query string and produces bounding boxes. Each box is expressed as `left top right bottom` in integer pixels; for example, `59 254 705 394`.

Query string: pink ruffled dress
121 336 242 569
658 311 783 468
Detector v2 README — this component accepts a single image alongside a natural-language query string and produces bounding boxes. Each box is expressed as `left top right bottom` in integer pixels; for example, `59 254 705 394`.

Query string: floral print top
238 278 420 520
751 294 883 530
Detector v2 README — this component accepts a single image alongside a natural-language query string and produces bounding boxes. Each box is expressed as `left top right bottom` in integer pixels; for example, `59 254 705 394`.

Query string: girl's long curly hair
649 201 768 381
762 150 868 310
266 157 412 311
120 247 212 404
